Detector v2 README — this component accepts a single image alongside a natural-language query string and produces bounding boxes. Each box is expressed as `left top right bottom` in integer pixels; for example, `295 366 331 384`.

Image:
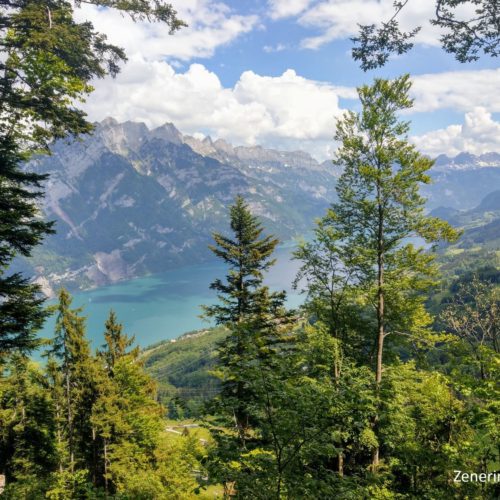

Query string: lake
39 241 305 349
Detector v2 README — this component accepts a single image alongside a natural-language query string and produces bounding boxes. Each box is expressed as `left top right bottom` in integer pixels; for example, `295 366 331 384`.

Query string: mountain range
18 118 500 296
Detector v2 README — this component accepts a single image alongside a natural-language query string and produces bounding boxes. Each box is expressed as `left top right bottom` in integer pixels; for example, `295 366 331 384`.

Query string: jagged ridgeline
21 119 340 294
16 119 500 296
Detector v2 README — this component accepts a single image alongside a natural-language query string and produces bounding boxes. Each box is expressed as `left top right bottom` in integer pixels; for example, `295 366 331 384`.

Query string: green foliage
204 195 281 325
0 137 55 355
0 356 58 483
352 0 500 70
0 0 184 149
142 327 227 414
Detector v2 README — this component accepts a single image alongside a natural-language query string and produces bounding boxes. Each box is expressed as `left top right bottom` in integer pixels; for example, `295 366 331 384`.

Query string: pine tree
331 75 458 467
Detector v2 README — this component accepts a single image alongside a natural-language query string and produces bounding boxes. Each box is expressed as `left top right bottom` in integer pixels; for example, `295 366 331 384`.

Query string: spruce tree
100 310 138 376
47 289 93 473
205 197 300 496
0 138 54 356
93 312 165 495
205 195 280 324
204 195 284 443
94 310 138 493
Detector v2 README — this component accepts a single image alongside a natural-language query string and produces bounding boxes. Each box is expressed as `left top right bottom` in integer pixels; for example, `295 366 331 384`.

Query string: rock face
19 119 500 295
22 119 339 294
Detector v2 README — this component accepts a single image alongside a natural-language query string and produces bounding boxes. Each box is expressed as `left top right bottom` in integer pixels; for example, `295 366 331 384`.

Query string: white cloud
410 69 500 113
74 0 258 62
263 43 288 53
268 0 314 19
411 108 500 156
82 58 500 161
296 0 474 50
83 60 345 160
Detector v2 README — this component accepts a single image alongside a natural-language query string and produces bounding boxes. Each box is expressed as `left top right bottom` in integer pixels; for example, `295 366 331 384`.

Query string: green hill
142 327 227 416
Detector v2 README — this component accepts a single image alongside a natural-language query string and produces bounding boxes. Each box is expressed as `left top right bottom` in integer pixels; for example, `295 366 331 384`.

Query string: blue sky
77 0 500 160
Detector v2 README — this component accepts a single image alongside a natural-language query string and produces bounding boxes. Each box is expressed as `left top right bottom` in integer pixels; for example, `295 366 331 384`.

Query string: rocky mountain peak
98 119 149 155
150 122 183 144
433 151 500 170
213 138 234 155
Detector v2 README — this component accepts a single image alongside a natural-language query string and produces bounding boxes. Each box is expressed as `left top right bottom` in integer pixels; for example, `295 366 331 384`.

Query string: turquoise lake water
39 242 304 349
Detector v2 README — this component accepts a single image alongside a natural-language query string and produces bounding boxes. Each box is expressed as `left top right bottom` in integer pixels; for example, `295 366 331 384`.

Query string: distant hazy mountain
431 189 500 248
23 119 338 294
19 119 500 295
434 152 500 171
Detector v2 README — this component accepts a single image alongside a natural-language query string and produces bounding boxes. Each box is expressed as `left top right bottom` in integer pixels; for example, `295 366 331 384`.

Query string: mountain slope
17 119 500 295
23 119 338 294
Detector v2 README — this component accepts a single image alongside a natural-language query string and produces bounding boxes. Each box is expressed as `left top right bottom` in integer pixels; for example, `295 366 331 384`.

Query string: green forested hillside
143 328 226 415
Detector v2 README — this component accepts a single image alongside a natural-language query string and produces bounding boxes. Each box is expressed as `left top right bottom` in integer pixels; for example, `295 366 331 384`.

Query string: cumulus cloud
411 108 500 156
82 58 500 161
268 0 314 20
294 0 474 50
83 60 345 159
74 0 258 62
411 69 500 113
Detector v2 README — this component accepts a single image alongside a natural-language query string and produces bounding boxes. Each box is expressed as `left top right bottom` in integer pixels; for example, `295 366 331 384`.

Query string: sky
75 0 500 161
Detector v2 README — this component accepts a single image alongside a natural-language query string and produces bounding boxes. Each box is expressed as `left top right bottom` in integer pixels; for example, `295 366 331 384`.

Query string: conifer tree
0 355 57 494
205 195 280 324
100 310 138 376
205 197 301 496
0 138 54 356
93 321 165 495
204 195 285 442
93 310 138 493
47 289 93 473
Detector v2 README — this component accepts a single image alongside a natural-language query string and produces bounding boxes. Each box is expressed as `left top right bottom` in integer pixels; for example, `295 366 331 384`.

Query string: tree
440 277 499 379
293 217 370 372
0 138 54 356
0 355 58 496
0 0 185 359
92 313 193 497
204 197 304 496
352 0 500 70
439 278 499 483
100 309 138 376
330 74 458 467
204 195 284 443
0 0 185 149
46 289 93 473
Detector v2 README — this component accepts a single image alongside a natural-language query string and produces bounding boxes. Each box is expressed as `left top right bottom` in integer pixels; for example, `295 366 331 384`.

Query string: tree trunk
372 180 385 470
104 439 109 496
65 368 74 472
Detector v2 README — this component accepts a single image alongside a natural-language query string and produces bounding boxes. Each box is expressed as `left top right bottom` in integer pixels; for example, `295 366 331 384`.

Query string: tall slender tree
46 289 92 473
204 195 284 442
330 75 458 467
